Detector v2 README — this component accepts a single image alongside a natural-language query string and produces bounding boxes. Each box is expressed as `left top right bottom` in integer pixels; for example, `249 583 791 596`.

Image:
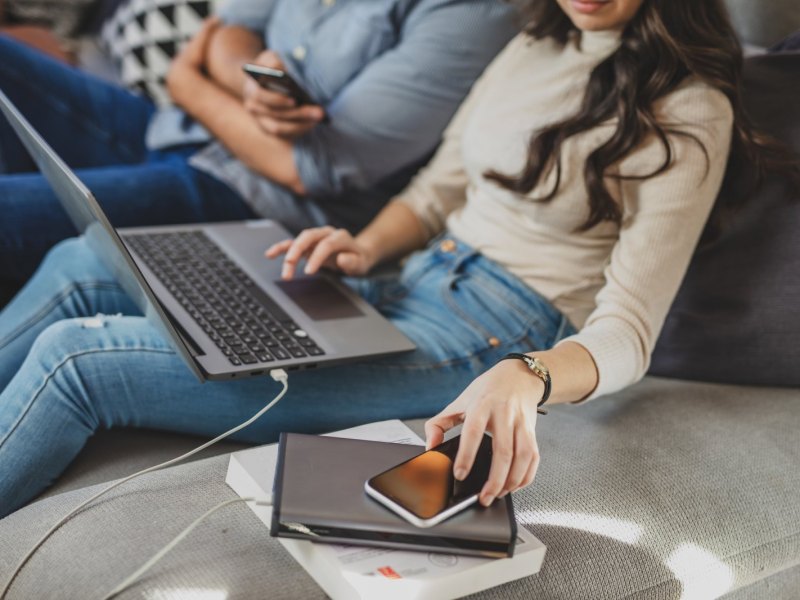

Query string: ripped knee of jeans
81 313 122 329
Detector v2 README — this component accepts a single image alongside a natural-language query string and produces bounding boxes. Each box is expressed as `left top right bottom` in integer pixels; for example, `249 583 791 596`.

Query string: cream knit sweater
394 31 734 399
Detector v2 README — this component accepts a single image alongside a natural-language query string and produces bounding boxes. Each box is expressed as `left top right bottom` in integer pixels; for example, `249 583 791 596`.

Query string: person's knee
38 237 114 288
42 236 93 266
28 317 104 370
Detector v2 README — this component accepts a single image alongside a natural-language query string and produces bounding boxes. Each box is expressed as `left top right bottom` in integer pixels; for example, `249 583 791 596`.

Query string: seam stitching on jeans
0 347 175 452
0 282 123 350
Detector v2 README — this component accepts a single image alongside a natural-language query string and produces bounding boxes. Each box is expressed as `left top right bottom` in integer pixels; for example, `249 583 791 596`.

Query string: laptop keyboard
123 231 325 367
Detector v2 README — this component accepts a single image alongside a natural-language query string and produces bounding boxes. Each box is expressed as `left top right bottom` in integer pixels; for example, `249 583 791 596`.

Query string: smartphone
365 434 494 528
242 63 317 106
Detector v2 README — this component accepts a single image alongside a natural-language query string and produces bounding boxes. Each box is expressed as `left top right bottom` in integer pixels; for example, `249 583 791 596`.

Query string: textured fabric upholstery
2 377 798 599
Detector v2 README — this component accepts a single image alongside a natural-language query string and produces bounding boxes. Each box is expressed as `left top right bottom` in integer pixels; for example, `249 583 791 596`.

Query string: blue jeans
0 235 576 517
0 35 253 287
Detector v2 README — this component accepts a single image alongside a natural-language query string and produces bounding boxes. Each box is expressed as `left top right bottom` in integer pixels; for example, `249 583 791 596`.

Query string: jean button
439 239 456 253
488 337 501 348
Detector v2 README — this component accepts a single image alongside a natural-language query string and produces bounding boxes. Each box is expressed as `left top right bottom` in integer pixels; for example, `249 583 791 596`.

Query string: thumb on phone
423 410 464 451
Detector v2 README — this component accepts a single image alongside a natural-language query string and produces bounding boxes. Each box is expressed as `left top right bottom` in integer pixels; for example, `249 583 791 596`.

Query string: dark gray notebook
271 433 517 558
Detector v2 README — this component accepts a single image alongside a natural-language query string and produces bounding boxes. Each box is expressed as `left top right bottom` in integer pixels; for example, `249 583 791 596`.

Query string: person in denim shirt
0 0 517 290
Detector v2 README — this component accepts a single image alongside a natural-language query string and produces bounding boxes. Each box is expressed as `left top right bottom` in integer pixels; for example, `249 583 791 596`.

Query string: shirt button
439 239 456 253
322 0 335 6
292 46 307 61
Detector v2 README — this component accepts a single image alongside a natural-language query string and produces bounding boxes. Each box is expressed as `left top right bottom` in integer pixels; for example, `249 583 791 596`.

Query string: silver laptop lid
0 87 205 381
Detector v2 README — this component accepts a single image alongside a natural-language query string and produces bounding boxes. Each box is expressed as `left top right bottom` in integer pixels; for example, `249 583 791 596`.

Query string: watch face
530 357 549 376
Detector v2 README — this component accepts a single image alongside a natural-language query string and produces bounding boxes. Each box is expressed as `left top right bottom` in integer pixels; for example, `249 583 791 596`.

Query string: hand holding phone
243 63 318 106
365 434 494 528
242 54 327 137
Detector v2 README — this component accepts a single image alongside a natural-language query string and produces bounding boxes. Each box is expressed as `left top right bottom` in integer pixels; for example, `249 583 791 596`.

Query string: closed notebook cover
271 433 516 558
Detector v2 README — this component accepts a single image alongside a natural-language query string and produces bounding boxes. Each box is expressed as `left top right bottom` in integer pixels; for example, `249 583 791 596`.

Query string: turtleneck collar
576 28 622 56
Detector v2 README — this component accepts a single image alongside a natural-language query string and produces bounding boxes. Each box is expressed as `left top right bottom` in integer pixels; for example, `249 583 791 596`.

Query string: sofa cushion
723 0 800 48
99 0 220 105
650 50 800 386
2 377 798 599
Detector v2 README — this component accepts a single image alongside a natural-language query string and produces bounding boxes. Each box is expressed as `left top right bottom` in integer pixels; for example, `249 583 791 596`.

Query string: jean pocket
397 249 443 292
442 272 544 353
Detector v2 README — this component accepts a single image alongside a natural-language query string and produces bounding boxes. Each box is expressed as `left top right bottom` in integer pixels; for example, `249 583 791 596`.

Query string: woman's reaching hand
265 226 377 280
425 358 545 507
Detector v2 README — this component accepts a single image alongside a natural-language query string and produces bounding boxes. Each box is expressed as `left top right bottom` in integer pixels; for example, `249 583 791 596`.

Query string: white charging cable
101 496 273 600
0 369 289 600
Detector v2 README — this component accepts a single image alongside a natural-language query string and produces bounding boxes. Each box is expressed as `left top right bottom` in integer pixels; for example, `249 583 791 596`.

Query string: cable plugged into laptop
0 369 290 600
270 367 289 385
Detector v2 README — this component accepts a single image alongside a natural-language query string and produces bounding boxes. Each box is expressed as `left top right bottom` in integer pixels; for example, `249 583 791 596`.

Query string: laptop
0 89 416 381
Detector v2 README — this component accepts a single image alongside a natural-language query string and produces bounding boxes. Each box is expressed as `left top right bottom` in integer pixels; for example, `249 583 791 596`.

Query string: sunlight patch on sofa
518 510 642 544
666 543 734 600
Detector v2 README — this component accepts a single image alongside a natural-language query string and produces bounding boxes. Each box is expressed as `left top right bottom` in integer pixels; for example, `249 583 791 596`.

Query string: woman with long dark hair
0 0 790 517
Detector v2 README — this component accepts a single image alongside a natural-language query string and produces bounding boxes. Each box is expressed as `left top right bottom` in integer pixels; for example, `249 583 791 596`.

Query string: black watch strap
499 353 552 415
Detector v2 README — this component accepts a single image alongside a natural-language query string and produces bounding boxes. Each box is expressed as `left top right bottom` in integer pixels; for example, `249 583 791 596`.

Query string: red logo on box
377 566 402 580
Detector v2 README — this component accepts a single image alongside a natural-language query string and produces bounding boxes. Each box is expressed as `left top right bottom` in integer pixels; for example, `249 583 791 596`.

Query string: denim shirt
146 0 517 232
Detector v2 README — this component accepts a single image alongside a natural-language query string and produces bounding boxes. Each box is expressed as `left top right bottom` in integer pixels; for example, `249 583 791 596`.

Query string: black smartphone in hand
242 63 317 106
365 434 494 528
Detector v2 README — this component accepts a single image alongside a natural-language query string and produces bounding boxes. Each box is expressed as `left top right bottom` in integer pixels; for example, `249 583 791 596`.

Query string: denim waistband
419 233 572 335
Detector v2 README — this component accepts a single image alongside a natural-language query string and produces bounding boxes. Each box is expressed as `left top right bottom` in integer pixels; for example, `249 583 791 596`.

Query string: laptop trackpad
276 278 364 321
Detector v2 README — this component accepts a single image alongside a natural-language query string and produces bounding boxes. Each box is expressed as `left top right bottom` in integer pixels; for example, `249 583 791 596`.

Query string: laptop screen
0 88 205 381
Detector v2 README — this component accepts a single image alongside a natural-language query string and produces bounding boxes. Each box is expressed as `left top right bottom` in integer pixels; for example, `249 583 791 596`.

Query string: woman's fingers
424 410 465 450
265 238 293 259
520 442 541 490
500 424 537 497
285 227 337 278
265 227 333 279
452 408 490 482
304 229 356 275
479 420 515 507
265 227 370 279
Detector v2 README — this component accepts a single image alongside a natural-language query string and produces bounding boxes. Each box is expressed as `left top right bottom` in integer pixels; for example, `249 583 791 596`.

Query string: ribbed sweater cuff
557 319 645 402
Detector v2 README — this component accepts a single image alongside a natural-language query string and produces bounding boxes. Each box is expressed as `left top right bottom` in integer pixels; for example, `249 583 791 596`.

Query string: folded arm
205 25 264 99
166 19 304 194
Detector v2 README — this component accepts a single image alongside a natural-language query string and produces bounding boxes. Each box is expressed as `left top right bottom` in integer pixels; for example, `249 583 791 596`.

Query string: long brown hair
487 0 799 231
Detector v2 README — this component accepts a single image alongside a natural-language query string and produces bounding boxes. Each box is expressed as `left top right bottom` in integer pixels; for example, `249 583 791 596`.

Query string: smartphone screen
242 64 315 106
367 434 493 522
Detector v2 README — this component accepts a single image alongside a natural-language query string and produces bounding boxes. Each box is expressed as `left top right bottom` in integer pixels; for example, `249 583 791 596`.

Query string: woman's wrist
355 236 382 272
498 357 546 406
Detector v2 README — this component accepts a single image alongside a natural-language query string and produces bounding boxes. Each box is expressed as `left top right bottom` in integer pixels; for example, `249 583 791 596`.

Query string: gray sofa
2 2 800 599
1 377 799 599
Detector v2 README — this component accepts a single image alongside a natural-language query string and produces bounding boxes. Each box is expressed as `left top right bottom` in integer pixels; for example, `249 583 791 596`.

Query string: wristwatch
500 353 552 415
